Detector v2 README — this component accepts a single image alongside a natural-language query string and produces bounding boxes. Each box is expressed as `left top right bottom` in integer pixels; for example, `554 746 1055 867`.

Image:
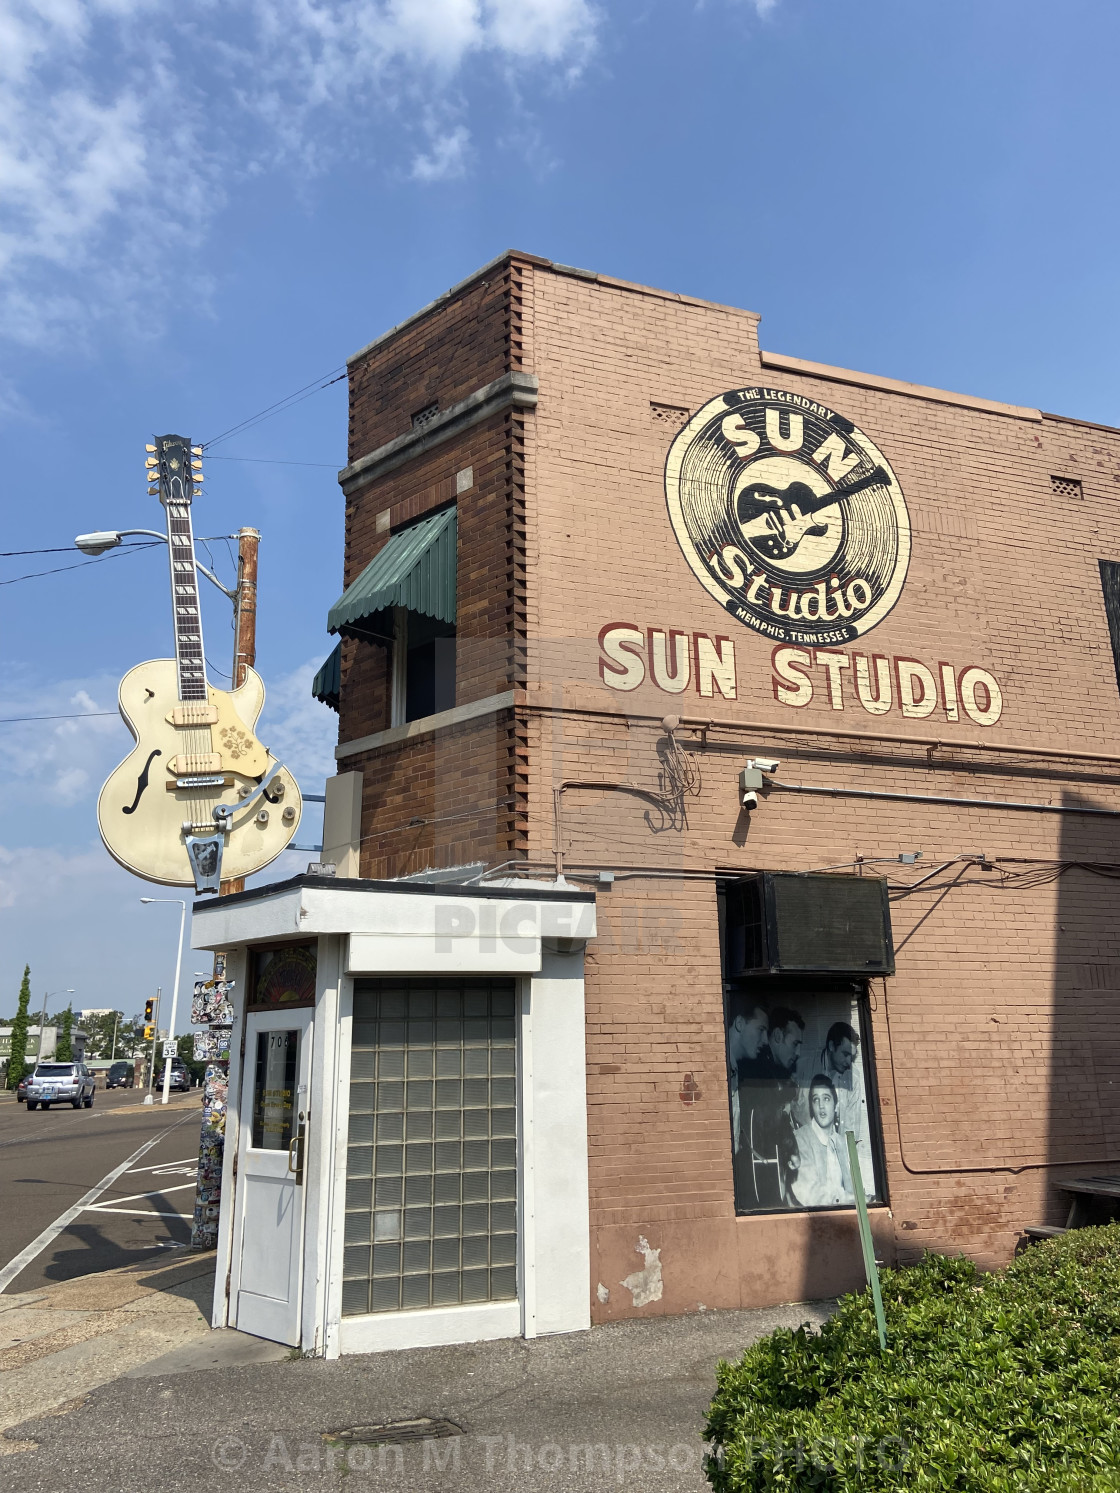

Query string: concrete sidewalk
0 1252 285 1454
0 1273 832 1492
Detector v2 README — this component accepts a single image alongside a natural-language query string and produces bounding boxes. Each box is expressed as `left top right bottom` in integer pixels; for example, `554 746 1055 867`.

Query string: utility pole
110 1011 119 1062
220 526 259 899
194 527 259 1247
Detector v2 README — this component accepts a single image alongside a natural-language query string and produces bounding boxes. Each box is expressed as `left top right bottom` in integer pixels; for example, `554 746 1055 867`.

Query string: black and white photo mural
726 986 882 1214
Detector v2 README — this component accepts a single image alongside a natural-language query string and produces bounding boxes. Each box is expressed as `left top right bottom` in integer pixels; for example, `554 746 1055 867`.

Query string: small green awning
328 507 457 636
311 642 341 711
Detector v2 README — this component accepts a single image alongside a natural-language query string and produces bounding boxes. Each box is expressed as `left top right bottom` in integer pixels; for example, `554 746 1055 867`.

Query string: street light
140 898 188 1105
33 988 74 1066
74 529 239 602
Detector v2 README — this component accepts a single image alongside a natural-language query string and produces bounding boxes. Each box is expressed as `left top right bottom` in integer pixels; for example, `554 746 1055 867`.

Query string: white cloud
0 0 599 350
257 655 340 790
411 124 471 182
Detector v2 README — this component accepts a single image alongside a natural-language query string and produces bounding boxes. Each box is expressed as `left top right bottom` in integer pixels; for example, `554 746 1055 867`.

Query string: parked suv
165 1059 192 1092
106 1061 135 1089
25 1062 96 1111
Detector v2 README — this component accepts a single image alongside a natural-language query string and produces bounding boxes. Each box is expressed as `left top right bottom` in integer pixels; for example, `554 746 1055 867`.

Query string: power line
207 455 338 469
0 712 116 725
201 368 346 452
0 547 82 557
0 543 161 588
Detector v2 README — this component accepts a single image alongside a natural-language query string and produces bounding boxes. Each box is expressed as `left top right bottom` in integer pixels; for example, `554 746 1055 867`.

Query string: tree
81 1011 124 1060
56 1003 73 1062
6 966 31 1089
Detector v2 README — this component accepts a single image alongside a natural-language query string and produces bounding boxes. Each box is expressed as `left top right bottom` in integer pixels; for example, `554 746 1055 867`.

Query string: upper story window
326 506 458 728
391 606 456 725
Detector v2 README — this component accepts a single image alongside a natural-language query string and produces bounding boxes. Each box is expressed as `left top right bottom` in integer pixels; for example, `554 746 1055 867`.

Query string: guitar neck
155 436 207 702
796 465 890 519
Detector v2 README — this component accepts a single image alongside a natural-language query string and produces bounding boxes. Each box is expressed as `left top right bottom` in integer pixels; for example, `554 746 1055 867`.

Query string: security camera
748 757 780 774
739 765 763 807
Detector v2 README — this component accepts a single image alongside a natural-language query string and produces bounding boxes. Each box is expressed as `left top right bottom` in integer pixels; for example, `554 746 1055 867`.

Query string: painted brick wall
333 252 1120 1322
517 259 1120 1319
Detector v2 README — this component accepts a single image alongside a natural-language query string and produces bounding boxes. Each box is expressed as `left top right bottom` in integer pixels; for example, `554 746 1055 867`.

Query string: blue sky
2 0 1118 1017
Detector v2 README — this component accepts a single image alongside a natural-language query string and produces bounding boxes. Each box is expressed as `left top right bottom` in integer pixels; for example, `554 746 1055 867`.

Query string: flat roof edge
192 873 596 914
345 252 760 369
760 350 1042 422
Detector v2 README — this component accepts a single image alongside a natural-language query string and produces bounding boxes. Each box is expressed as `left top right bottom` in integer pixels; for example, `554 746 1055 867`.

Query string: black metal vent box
725 872 895 976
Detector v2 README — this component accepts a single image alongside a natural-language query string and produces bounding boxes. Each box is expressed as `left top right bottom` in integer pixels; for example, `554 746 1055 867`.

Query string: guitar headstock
145 434 204 506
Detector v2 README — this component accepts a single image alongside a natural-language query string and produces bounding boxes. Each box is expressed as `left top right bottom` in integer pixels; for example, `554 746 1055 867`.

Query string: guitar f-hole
123 749 162 814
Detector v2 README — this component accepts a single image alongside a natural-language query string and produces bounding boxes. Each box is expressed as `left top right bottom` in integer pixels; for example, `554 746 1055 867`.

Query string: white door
235 1009 313 1345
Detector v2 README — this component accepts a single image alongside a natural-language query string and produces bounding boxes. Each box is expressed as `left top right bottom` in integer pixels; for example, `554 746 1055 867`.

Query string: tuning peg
145 443 156 453
191 446 202 457
145 459 158 469
148 486 160 495
192 472 205 481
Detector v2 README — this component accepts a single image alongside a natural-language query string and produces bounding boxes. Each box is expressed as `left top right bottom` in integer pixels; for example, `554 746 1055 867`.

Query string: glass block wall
343 979 518 1316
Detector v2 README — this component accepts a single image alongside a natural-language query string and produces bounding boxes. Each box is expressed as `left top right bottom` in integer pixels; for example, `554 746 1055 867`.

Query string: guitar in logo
664 388 911 645
97 434 301 890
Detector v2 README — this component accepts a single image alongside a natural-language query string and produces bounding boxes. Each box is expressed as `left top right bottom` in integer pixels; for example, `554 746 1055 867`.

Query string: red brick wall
338 255 533 872
346 260 527 460
347 708 522 880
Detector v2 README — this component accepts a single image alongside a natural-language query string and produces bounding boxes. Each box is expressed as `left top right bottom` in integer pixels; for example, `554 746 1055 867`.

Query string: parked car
106 1061 135 1089
16 1072 30 1103
25 1062 96 1110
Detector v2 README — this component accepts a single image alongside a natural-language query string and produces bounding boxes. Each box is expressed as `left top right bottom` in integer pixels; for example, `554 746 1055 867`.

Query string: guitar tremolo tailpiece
183 762 286 894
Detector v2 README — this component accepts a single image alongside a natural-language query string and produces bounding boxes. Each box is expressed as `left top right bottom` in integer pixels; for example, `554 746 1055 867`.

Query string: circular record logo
664 387 910 644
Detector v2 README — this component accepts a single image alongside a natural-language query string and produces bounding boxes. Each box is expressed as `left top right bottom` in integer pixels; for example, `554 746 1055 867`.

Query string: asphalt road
0 1087 204 1293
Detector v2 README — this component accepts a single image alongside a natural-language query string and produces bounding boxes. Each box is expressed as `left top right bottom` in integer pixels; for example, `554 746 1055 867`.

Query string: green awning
311 642 341 711
328 507 457 636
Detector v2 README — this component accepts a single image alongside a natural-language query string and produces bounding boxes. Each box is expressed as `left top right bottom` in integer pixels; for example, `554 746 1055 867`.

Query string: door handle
287 1115 307 1185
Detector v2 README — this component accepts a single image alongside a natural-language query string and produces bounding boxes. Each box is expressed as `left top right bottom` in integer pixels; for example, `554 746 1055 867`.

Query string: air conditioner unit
724 872 894 976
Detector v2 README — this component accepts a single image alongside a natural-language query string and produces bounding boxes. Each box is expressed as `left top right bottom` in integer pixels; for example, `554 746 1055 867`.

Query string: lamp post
33 988 74 1065
141 898 187 1105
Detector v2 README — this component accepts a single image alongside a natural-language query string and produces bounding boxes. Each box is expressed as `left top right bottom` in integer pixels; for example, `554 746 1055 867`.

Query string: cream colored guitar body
97 658 302 887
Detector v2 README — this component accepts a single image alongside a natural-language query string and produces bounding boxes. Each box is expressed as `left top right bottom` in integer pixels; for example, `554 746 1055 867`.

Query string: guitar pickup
168 753 221 774
168 702 219 726
167 773 234 791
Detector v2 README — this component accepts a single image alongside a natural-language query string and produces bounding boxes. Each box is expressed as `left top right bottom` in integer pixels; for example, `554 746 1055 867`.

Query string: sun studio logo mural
665 387 911 645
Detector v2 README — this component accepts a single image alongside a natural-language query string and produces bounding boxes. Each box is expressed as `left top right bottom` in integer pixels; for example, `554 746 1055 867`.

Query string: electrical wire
207 456 338 468
201 368 346 451
0 543 162 587
0 547 85 557
0 712 116 725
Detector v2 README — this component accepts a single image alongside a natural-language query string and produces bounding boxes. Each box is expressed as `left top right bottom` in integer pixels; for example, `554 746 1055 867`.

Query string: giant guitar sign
97 435 301 892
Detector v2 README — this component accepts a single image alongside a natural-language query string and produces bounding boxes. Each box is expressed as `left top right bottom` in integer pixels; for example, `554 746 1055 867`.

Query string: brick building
198 252 1120 1355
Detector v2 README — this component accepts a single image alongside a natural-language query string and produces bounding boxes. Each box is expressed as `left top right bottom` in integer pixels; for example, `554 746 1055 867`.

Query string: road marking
80 1207 194 1220
127 1158 198 1176
0 1114 194 1294
87 1182 196 1210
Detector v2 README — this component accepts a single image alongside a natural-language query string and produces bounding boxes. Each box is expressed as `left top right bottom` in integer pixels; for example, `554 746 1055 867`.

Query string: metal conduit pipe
769 779 1120 817
521 698 1120 769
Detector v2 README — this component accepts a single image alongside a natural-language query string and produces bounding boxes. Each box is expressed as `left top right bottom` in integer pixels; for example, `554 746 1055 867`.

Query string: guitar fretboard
158 445 207 703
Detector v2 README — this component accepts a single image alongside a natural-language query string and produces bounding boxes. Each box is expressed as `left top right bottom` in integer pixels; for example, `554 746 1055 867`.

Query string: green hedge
704 1225 1120 1491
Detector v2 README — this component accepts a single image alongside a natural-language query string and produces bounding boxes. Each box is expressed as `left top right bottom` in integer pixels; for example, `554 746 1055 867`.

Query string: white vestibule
191 874 596 1358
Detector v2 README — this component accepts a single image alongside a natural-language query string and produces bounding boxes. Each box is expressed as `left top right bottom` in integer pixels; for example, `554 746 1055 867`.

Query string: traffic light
143 1024 155 1041
144 998 155 1022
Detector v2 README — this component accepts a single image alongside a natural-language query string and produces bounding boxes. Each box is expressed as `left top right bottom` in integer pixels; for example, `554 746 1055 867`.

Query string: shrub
704 1225 1120 1491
